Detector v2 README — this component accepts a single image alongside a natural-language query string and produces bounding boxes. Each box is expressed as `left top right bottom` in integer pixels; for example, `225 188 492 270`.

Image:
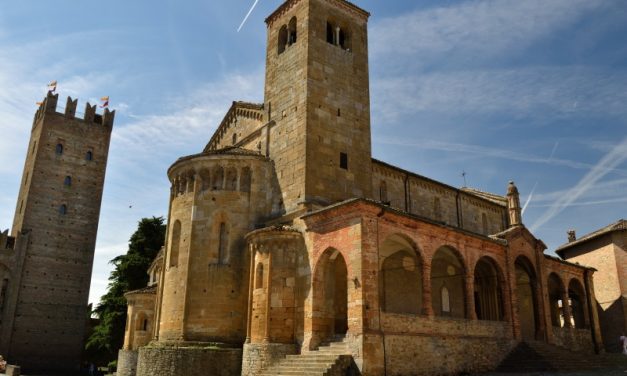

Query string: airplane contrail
238 0 260 32
530 137 627 232
521 182 538 216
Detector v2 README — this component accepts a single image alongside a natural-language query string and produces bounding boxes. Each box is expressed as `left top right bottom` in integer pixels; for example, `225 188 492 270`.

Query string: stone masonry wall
136 346 242 376
241 342 296 376
116 349 138 376
551 327 594 353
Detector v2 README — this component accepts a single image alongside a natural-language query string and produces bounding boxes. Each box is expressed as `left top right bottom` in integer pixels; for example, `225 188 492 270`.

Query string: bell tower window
288 17 297 45
278 25 288 55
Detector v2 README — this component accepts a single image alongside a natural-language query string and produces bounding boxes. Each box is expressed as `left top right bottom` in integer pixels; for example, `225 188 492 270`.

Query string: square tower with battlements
264 0 372 214
2 91 114 372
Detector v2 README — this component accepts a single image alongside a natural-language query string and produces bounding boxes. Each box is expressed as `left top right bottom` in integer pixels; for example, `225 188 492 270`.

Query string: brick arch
473 256 506 321
568 277 589 329
547 272 566 327
379 233 424 315
310 247 349 347
430 245 467 318
514 255 541 339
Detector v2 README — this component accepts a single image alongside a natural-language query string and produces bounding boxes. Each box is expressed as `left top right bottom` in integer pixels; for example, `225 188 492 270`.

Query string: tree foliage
85 216 166 362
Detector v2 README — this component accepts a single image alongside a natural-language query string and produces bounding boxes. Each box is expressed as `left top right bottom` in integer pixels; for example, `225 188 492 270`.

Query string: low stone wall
380 313 516 375
136 343 242 376
551 327 594 353
241 342 297 376
116 349 138 376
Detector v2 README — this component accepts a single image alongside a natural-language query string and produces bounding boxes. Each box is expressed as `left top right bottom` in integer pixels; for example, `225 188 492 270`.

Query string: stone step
259 339 353 376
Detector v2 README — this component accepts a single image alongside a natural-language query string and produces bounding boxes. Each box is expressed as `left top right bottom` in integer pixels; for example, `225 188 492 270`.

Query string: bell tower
264 0 372 214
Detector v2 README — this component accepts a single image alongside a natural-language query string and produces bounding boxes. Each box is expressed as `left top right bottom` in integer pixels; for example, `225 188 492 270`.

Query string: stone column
264 249 273 343
465 274 477 320
245 244 255 343
422 263 434 316
335 26 340 46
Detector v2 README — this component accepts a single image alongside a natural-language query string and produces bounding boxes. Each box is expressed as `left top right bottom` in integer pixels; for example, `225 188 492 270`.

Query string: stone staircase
259 337 353 376
495 340 627 373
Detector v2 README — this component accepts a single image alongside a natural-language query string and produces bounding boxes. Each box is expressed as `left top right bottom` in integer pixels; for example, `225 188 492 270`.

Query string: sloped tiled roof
556 219 626 256
461 187 508 206
124 285 157 297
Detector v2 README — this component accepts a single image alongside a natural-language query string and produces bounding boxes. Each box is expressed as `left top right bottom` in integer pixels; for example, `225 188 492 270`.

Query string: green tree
85 216 166 363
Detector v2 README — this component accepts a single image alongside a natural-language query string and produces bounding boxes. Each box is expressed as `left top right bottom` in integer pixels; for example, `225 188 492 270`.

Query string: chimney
567 230 576 242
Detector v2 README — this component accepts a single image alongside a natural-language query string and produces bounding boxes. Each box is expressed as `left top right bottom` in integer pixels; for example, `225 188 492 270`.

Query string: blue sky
0 0 625 306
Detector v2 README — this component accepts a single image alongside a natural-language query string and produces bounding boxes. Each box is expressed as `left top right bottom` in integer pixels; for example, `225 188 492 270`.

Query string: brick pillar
561 290 573 328
466 274 477 320
422 264 434 316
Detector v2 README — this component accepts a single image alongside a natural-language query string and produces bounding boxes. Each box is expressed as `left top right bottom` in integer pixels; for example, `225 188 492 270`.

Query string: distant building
557 219 627 352
0 93 114 372
115 1 606 375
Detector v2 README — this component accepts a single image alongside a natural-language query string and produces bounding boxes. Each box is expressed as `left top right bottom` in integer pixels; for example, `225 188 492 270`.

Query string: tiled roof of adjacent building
556 219 626 257
124 285 157 297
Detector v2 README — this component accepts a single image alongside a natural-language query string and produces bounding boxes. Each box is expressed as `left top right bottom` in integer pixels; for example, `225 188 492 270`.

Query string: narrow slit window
85 150 93 161
59 204 67 215
64 176 72 186
340 152 348 170
55 143 63 155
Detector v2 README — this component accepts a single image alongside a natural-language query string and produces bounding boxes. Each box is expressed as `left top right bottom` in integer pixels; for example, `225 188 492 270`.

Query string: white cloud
376 137 627 176
371 67 627 123
370 0 606 62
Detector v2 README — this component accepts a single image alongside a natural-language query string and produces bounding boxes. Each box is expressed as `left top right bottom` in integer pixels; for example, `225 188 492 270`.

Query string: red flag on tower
100 96 109 108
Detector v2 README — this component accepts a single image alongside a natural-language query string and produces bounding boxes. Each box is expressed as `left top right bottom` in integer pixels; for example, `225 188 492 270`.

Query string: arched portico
473 257 505 321
379 234 423 315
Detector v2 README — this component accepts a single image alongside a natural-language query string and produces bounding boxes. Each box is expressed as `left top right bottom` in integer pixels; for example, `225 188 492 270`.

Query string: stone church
117 0 604 375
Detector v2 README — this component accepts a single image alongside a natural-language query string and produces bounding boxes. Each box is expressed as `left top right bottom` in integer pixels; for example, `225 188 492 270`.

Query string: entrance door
331 255 348 335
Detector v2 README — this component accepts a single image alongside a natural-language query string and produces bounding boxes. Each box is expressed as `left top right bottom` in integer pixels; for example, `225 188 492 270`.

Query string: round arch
547 273 566 327
312 248 349 343
473 256 505 321
379 233 423 315
431 246 466 318
514 255 539 340
568 278 588 329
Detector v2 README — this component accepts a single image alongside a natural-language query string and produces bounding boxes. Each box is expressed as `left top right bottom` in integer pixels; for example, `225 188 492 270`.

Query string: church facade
118 1 603 375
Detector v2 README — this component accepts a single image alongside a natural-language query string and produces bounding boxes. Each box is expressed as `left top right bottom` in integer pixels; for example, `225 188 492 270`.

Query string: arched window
85 150 93 161
64 176 72 186
169 220 181 267
379 180 388 203
136 313 147 331
240 167 252 192
288 17 297 45
339 27 350 50
255 263 264 289
218 222 228 264
59 204 67 215
55 143 63 155
232 133 237 145
326 22 335 44
278 25 288 54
